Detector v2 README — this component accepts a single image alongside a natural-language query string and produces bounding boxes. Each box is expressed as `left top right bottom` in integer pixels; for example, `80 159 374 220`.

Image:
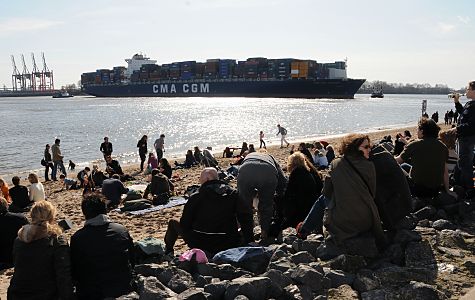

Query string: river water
0 94 458 178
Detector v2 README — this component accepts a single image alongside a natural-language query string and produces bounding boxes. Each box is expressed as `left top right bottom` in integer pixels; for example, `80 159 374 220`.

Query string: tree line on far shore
357 80 464 94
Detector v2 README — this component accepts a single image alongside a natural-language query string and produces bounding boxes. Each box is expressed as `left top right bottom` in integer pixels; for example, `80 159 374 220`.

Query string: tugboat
52 90 74 98
370 85 384 98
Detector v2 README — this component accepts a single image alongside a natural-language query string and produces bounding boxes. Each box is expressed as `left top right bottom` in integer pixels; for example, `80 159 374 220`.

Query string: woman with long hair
44 144 54 181
0 178 11 203
28 173 45 202
137 135 148 172
8 201 74 299
159 158 173 179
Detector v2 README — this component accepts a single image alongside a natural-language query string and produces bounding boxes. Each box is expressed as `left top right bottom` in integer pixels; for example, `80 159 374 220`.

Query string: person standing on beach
452 81 475 196
51 138 67 181
276 124 290 148
99 136 113 160
154 134 165 160
259 131 266 149
137 135 148 172
44 144 53 181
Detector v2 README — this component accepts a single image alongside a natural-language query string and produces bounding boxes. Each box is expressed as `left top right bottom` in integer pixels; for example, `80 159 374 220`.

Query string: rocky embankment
117 202 475 300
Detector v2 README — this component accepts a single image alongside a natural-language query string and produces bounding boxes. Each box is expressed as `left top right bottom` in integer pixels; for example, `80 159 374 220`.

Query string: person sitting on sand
71 193 134 299
77 167 91 187
101 174 128 208
144 152 159 174
290 143 313 163
9 176 32 213
8 201 74 299
28 173 45 202
175 150 197 168
105 155 123 177
223 147 234 158
0 197 29 270
0 177 11 203
159 158 173 179
193 146 203 164
143 168 173 201
91 164 106 187
60 174 79 190
326 144 336 164
239 142 249 156
164 168 245 255
395 118 455 199
248 144 256 154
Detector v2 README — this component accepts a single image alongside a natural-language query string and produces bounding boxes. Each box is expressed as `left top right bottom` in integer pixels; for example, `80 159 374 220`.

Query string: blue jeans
455 135 475 189
52 161 67 180
301 194 330 233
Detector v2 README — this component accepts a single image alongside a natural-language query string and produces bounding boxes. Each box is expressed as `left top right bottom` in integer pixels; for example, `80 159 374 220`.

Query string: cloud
437 22 456 34
0 18 63 36
457 16 471 24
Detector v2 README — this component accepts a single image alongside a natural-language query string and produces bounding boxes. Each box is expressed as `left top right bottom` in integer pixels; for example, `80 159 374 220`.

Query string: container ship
81 54 365 99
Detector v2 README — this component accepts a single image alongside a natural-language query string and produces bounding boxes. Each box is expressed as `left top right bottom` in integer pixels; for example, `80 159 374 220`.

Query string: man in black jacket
453 81 475 196
0 197 28 270
8 176 32 213
71 193 134 299
164 168 246 255
100 136 113 159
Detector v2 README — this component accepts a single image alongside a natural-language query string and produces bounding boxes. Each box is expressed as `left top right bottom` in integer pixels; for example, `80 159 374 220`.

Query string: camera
448 93 465 99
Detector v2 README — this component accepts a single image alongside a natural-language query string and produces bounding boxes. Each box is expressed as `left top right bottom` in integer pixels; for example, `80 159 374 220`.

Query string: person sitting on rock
297 134 385 251
0 197 29 270
8 176 32 213
164 168 245 255
395 118 456 199
71 193 134 299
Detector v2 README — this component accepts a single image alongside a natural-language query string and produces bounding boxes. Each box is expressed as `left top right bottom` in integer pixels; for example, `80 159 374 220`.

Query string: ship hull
83 78 365 99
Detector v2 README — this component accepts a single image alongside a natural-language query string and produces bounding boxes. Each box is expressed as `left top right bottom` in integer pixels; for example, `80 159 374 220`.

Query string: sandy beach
2 123 474 298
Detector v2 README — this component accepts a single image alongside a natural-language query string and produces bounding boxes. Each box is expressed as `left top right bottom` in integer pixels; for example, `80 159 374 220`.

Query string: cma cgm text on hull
82 54 365 99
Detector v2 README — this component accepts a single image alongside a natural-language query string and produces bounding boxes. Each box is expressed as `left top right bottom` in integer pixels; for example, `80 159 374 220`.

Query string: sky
0 0 473 89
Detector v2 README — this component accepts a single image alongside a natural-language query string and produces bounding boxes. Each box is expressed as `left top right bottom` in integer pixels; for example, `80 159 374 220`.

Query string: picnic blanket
124 196 187 215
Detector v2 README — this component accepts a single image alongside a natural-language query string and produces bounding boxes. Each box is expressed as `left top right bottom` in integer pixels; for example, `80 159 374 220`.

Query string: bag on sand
152 192 170 206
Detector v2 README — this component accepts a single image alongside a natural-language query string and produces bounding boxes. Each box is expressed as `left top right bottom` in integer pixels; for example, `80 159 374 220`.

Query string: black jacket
180 180 243 253
100 142 113 156
455 100 475 137
71 220 134 300
0 212 28 265
8 235 74 300
9 185 31 211
282 167 323 228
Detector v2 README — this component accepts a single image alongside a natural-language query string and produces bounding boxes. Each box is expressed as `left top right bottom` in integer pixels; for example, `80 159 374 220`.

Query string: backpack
281 127 288 135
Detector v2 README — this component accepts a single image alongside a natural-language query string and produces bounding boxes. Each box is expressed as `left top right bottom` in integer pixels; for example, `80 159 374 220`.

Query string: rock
137 276 177 299
267 257 295 273
323 269 355 288
203 280 229 299
283 284 314 300
432 219 456 231
215 264 252 280
374 266 436 285
289 264 324 292
322 254 367 274
168 271 196 293
283 234 298 245
290 251 315 265
394 215 417 230
233 296 249 300
134 263 167 277
327 284 358 299
224 276 273 300
270 249 289 262
436 230 467 249
463 261 475 274
116 292 140 299
360 289 388 300
353 269 380 293
413 206 436 221
417 219 431 227
405 241 435 267
308 262 325 274
157 267 191 286
393 229 422 244
177 288 211 300
262 269 292 289
292 239 321 257
398 281 446 299
193 274 209 288
315 241 344 261
342 235 379 258
196 263 215 277
437 246 465 258
382 243 404 265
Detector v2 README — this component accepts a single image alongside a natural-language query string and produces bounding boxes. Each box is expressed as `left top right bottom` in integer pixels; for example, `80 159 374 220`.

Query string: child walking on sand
259 131 266 149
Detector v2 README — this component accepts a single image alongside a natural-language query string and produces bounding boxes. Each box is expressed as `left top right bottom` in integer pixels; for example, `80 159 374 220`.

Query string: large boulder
327 284 359 299
177 288 211 300
203 280 229 299
268 257 296 273
137 276 177 299
398 281 447 299
290 251 315 265
405 241 436 267
262 269 292 289
224 276 273 300
134 263 167 277
374 266 436 285
353 269 380 293
436 230 467 249
289 264 325 292
322 254 367 274
323 268 355 288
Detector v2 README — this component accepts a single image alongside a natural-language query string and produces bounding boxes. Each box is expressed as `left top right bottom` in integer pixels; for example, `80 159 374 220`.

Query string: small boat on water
370 85 384 98
52 91 74 98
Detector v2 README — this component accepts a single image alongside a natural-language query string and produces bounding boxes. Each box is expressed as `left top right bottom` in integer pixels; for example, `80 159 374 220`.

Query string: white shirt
29 182 46 202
